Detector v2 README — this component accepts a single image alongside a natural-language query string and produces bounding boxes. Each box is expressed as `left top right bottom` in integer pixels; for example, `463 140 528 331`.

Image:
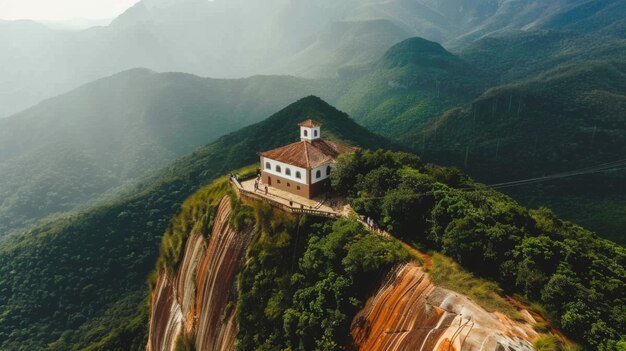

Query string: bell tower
299 119 321 142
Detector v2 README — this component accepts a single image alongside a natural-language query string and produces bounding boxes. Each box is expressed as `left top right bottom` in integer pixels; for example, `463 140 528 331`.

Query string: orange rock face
351 263 538 351
147 199 542 351
146 197 255 351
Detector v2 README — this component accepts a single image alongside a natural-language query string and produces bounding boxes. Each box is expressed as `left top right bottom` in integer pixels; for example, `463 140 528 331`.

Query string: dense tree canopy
331 149 626 350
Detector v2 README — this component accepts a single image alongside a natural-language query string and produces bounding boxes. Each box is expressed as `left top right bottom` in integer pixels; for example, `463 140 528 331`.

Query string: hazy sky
0 0 140 21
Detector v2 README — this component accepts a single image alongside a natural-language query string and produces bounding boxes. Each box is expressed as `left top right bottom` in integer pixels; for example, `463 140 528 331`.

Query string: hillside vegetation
337 37 490 141
0 70 335 236
419 61 626 243
0 97 391 350
331 149 625 349
236 204 410 350
332 31 626 242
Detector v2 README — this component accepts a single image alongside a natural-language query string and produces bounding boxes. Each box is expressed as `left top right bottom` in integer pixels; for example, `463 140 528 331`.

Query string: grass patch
533 334 581 351
533 321 549 333
427 253 519 319
157 165 256 273
534 335 560 351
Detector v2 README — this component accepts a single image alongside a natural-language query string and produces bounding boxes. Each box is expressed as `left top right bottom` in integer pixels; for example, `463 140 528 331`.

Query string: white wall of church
262 157 308 185
311 163 333 184
301 126 321 141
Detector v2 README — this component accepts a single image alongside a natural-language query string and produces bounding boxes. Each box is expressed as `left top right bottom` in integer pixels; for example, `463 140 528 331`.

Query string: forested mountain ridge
146 177 567 351
336 37 491 141
3 0 625 117
143 151 624 350
0 97 392 350
0 70 335 237
3 29 624 242
333 30 626 242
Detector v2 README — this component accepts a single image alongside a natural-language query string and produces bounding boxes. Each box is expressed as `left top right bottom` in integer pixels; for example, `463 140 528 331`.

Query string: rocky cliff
351 263 538 351
147 194 553 351
147 197 255 351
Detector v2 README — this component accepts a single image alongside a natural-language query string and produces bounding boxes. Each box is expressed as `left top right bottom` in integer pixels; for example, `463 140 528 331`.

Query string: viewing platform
230 175 349 218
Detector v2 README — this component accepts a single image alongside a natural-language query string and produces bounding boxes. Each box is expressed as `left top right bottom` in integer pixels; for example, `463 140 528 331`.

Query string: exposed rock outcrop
351 262 538 351
146 197 255 351
147 196 548 351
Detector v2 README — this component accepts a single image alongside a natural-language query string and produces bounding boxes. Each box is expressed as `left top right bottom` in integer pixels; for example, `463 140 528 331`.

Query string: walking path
230 175 429 263
230 176 348 218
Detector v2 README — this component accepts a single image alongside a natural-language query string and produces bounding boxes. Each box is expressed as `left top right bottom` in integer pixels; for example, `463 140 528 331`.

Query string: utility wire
347 158 626 201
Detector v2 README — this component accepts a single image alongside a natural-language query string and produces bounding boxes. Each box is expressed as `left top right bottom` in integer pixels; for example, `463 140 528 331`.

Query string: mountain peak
233 95 392 150
379 37 460 69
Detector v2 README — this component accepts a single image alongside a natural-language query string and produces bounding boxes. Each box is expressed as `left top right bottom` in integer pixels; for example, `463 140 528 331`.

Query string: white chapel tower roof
299 119 321 142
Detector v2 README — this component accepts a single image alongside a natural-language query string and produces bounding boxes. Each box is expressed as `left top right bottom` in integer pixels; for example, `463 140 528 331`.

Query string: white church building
258 119 357 199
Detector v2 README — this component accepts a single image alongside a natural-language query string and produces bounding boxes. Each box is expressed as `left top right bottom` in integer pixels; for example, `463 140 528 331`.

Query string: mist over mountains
0 1 625 349
2 0 624 117
1 0 625 242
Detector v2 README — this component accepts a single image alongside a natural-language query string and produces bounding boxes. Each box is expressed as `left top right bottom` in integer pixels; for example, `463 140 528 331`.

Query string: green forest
0 97 391 350
0 1 625 350
330 150 625 350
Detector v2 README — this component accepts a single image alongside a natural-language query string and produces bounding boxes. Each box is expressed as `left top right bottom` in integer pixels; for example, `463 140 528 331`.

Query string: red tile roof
259 139 357 169
298 119 322 128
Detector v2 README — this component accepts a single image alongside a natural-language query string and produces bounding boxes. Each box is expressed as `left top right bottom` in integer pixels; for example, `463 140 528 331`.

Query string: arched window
295 171 301 179
303 130 308 137
315 170 321 178
275 165 281 173
265 162 271 170
285 168 291 176
314 130 318 137
326 166 331 176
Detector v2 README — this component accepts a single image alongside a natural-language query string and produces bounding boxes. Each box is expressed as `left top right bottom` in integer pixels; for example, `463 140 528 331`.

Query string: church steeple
299 119 321 142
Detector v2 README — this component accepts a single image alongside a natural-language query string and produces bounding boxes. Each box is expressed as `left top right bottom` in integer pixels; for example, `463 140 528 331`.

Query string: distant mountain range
0 69 335 236
1 1 625 350
2 0 624 117
2 12 625 242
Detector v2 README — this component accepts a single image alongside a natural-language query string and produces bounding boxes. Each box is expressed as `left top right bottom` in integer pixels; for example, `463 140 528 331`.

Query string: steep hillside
352 262 539 350
0 69 333 236
337 37 490 142
460 29 626 83
147 180 412 351
419 61 626 242
331 150 625 349
147 189 246 351
144 149 621 350
147 183 548 351
0 97 391 350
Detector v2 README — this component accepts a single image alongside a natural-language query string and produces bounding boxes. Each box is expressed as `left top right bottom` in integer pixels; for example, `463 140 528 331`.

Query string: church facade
258 120 357 199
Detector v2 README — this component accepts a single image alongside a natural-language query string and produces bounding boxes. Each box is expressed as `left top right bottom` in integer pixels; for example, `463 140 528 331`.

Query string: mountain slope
4 0 625 117
460 29 626 83
0 97 392 350
419 60 626 243
147 186 549 351
0 69 332 236
332 31 626 243
148 148 622 350
336 37 490 144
